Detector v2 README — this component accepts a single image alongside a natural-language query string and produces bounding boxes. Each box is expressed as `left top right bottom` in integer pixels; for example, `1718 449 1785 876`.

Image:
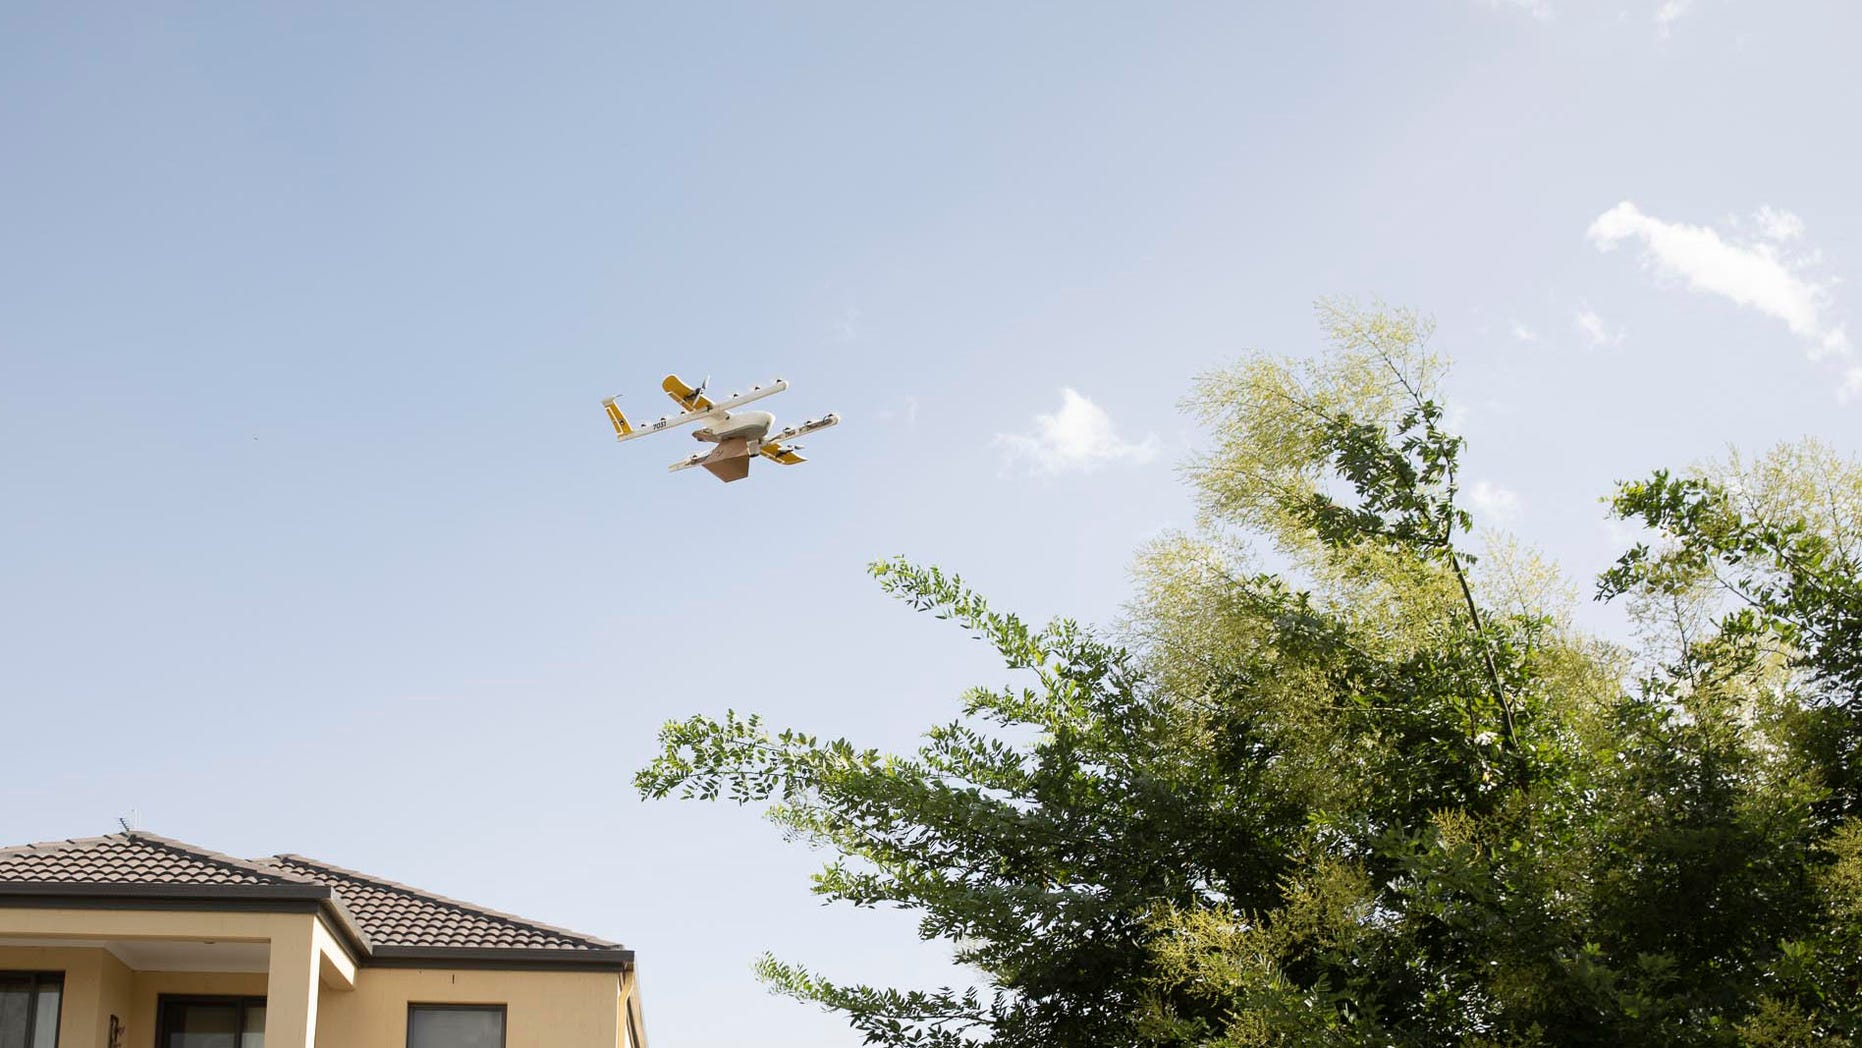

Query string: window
0 972 61 1048
407 1004 505 1048
156 996 264 1048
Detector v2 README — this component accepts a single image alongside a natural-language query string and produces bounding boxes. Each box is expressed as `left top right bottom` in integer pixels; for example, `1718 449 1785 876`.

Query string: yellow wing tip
603 399 633 437
759 443 807 465
662 374 712 410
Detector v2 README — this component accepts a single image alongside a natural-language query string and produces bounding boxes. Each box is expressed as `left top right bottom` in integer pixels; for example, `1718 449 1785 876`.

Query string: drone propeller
694 375 710 399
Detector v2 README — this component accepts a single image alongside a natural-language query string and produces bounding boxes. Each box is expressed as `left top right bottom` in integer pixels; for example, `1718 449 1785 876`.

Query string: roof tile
0 832 314 887
0 832 621 955
263 855 618 951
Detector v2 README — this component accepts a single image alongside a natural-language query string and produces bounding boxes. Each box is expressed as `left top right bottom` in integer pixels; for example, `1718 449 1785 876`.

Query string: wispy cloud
1480 0 1704 36
1482 0 1552 20
1467 480 1524 526
995 389 1159 476
1754 205 1804 242
1573 302 1624 347
1511 322 1541 345
1588 201 1860 398
1586 203 1843 351
1655 0 1694 34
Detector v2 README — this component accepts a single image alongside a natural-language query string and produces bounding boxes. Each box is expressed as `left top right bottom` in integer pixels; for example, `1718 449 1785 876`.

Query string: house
0 831 645 1048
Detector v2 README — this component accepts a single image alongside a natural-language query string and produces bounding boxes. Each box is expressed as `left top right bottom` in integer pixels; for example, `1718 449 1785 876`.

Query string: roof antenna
117 809 138 833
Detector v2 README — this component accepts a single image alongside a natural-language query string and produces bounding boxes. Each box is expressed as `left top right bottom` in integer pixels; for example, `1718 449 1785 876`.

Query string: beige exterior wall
0 906 634 1048
93 951 133 1047
317 967 622 1048
0 945 109 1046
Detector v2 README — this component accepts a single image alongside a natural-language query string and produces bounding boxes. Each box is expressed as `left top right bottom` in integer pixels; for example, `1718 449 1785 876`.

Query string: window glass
0 973 61 1048
0 982 27 1048
408 1005 505 1048
242 1003 264 1048
164 1003 237 1048
27 983 57 1048
0 979 27 1048
159 998 261 1048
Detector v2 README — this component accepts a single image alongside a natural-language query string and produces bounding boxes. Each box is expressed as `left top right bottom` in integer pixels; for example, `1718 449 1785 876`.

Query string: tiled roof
0 832 317 887
263 854 619 952
0 832 623 958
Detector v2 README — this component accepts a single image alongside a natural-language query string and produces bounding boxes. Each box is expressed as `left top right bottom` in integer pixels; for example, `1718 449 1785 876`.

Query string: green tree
637 303 1862 1046
1601 441 1862 1044
1130 303 1612 1044
636 557 1273 1046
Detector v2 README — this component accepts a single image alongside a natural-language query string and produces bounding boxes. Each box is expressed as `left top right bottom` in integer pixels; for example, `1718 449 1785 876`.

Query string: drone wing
662 374 714 413
756 412 840 466
763 413 841 446
606 380 790 445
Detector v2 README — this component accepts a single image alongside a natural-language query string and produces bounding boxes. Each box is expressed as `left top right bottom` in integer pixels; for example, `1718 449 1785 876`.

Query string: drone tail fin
602 397 634 440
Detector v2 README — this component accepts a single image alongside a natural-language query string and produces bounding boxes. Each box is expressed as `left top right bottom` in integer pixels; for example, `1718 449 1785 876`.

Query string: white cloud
1753 205 1804 242
1484 0 1552 19
1601 512 1655 558
1467 480 1523 526
1511 322 1540 344
1480 0 1711 38
995 389 1159 476
1444 402 1472 435
1573 302 1624 347
1588 200 1852 368
1656 0 1694 33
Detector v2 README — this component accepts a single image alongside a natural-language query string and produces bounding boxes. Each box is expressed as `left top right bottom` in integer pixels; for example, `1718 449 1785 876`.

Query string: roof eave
369 945 636 972
0 881 332 900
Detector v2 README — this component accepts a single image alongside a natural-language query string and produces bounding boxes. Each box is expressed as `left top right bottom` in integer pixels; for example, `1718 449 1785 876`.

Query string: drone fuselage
603 375 839 482
693 409 775 444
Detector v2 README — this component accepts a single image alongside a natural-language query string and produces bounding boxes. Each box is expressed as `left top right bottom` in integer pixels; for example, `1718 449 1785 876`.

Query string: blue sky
3 3 1860 1045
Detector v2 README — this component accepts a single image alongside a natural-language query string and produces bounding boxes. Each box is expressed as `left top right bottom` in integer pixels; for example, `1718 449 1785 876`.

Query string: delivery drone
602 374 840 482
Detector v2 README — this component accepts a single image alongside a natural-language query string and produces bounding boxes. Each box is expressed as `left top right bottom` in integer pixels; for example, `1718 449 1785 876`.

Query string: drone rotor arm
763 411 840 446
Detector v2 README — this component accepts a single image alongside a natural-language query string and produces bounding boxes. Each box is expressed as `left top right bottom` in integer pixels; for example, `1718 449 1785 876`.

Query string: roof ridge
269 853 620 949
0 832 131 861
0 832 321 888
125 832 323 886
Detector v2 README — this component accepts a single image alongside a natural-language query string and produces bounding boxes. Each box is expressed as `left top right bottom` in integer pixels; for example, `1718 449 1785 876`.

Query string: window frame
154 993 266 1047
406 1003 507 1048
0 970 63 1048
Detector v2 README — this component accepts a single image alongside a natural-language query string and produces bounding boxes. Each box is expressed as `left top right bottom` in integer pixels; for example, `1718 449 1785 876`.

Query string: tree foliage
637 303 1862 1046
